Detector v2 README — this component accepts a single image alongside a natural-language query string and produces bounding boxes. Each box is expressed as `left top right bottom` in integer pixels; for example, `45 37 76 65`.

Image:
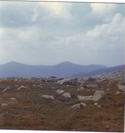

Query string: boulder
36 85 43 89
10 98 16 101
17 85 28 90
63 92 71 98
78 86 85 90
94 102 98 106
57 78 77 85
77 90 106 102
1 103 8 107
56 89 64 94
94 90 106 97
70 102 87 109
94 102 101 108
115 90 120 95
47 76 58 83
3 87 11 92
70 103 81 109
80 102 87 107
77 95 101 102
41 95 54 100
118 83 125 92
81 83 98 89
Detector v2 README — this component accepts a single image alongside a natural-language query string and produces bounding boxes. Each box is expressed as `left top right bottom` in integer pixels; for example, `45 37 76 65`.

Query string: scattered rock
70 102 87 109
17 85 28 90
63 92 71 98
118 82 125 92
77 95 100 102
94 90 106 97
70 103 80 109
107 88 110 91
57 78 77 85
94 102 101 108
47 76 58 82
36 84 43 89
41 95 54 100
3 87 11 92
77 90 106 102
115 90 120 95
80 102 87 107
94 102 98 106
78 86 85 90
1 103 8 107
81 83 98 89
66 85 72 88
56 89 64 94
10 98 16 101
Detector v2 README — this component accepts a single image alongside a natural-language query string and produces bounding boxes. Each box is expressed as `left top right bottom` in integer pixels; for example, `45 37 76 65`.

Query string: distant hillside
0 61 106 78
72 64 124 77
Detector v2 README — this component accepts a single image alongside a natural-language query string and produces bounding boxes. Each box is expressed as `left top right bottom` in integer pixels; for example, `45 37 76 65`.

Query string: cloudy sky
0 1 124 66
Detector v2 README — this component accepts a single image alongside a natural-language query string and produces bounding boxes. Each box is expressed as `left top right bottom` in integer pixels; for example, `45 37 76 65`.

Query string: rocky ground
0 70 124 131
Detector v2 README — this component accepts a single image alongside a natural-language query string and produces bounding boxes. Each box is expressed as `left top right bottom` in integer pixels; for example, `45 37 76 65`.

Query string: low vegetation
0 74 124 131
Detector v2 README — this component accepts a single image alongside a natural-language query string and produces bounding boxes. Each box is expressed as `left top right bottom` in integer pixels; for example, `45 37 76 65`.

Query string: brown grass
0 79 124 131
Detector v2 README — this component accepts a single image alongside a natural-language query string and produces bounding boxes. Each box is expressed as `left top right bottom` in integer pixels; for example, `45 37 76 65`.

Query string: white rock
37 85 43 89
118 84 125 92
33 85 36 87
3 87 11 92
107 88 110 91
41 95 54 100
70 102 87 109
57 78 75 85
1 103 8 106
63 92 71 98
66 85 72 87
80 102 87 107
115 91 120 95
94 102 101 108
56 89 64 94
94 90 106 97
70 103 80 109
77 95 101 102
80 86 85 90
10 98 16 101
94 102 98 106
17 85 28 90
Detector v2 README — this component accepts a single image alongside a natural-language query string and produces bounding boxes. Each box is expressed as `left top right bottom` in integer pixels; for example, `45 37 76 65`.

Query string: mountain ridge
72 64 124 77
0 61 124 78
0 61 107 78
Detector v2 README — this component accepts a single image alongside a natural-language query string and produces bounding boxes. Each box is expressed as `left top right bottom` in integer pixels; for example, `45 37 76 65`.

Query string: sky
0 1 124 66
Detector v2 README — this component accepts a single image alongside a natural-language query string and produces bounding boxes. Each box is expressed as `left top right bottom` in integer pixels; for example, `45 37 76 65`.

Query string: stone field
0 70 124 131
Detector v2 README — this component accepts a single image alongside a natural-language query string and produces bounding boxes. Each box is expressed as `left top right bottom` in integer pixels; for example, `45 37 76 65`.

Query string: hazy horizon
0 60 124 68
0 2 124 67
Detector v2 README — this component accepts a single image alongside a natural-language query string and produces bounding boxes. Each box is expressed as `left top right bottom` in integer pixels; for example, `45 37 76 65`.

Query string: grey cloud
0 2 52 28
0 2 124 66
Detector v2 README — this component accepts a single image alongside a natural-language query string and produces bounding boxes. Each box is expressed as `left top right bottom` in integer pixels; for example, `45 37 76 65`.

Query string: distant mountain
0 61 107 78
72 64 124 77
